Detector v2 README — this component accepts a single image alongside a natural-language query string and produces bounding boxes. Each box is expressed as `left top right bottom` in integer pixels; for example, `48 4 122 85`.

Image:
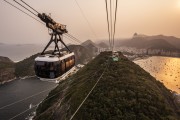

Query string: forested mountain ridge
34 52 180 120
0 56 15 83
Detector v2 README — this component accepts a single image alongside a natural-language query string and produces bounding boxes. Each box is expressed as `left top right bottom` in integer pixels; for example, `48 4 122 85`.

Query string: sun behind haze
0 0 180 44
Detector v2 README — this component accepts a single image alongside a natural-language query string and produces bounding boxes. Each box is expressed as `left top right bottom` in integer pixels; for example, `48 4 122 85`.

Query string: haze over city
1 0 180 44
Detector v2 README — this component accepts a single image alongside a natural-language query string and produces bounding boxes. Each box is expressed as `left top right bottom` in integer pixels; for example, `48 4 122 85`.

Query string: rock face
34 52 180 120
0 56 15 84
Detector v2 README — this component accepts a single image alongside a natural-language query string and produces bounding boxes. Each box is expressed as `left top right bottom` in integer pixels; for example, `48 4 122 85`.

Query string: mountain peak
81 40 97 47
133 33 148 38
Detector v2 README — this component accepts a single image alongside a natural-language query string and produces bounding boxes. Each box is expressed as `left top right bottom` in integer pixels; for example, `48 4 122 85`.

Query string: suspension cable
105 0 111 50
8 69 100 120
112 0 118 51
0 86 56 110
64 34 80 44
65 33 82 44
4 0 81 46
105 0 118 52
70 58 110 120
20 0 40 14
4 0 44 25
110 0 113 51
74 0 98 40
13 0 38 17
63 35 79 44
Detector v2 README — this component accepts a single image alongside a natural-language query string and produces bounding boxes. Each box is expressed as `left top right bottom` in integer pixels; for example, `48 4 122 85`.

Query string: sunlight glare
177 0 180 10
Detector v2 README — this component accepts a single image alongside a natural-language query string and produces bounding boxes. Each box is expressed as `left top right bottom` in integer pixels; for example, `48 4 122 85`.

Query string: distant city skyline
1 0 180 44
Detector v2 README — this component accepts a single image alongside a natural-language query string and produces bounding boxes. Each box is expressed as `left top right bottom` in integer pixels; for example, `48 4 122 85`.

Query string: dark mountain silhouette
119 34 180 51
81 40 98 56
98 42 108 48
148 35 180 49
81 40 97 47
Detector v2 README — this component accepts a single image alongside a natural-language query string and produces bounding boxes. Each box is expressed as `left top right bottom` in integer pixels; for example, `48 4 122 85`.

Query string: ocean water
134 56 180 93
0 78 57 120
0 44 44 62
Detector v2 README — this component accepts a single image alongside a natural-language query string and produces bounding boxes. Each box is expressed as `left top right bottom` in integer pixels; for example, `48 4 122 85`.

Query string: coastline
0 77 17 85
133 55 180 94
0 75 36 85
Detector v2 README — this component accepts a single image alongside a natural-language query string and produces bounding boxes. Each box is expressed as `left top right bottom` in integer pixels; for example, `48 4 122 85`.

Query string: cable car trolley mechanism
4 0 75 79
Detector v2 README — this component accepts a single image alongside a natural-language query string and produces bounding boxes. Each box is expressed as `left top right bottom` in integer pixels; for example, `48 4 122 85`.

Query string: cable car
34 52 75 79
34 32 75 79
34 13 76 79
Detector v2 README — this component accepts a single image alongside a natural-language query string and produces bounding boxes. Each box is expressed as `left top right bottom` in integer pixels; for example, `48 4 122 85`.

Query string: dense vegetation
34 52 180 120
15 53 39 77
0 56 15 83
0 56 14 70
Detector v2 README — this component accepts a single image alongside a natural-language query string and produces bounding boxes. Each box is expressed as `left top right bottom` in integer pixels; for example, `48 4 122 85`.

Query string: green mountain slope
0 56 15 83
34 52 180 120
15 54 39 77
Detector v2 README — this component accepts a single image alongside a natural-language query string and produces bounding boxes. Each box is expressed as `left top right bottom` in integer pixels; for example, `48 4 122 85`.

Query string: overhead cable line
9 70 101 120
20 0 39 14
68 33 82 43
104 0 118 51
4 0 44 25
112 0 118 51
63 35 78 44
65 33 82 44
0 85 56 110
70 59 110 120
4 0 81 45
9 104 37 120
105 0 111 50
13 0 37 17
110 0 113 51
74 0 98 40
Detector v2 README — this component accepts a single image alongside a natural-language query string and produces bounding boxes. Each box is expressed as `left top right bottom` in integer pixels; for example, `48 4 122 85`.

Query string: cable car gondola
34 13 75 79
35 52 75 79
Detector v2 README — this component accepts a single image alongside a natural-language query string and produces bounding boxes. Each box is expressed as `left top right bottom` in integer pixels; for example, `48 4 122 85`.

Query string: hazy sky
1 0 180 44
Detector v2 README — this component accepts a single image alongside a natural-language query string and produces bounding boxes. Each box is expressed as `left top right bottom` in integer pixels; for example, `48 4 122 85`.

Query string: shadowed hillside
119 34 180 51
0 56 15 83
81 40 98 56
34 52 180 120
